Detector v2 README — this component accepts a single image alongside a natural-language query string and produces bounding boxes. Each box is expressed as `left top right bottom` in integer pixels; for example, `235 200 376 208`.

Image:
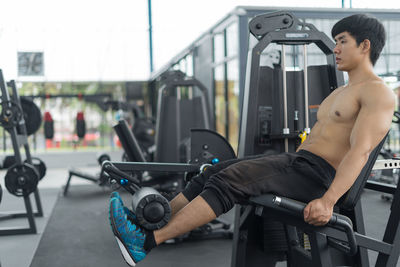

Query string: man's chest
317 88 360 124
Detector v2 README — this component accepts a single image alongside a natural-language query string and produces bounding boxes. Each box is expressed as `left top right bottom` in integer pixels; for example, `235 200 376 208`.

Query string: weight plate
20 97 42 136
5 163 40 197
0 101 22 129
25 157 46 180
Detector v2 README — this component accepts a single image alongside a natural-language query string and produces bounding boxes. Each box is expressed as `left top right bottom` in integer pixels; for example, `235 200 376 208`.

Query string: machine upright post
303 45 310 134
281 45 289 152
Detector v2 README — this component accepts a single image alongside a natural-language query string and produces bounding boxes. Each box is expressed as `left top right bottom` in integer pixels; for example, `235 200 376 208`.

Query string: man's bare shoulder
361 80 395 107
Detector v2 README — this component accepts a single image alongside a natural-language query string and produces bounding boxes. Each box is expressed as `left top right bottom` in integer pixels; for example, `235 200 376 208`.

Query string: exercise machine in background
124 70 213 193
99 71 236 239
65 70 214 196
153 70 212 164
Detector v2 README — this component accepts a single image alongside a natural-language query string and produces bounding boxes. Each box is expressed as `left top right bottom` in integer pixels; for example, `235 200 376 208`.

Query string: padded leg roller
131 187 171 230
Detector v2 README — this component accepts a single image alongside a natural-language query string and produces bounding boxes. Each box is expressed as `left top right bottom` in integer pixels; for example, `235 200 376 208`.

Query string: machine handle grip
272 196 358 256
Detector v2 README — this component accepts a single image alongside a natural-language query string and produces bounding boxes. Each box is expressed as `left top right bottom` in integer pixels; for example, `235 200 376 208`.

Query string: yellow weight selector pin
299 131 308 143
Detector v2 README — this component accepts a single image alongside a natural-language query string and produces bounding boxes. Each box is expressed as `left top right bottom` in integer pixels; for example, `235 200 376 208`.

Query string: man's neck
346 61 377 86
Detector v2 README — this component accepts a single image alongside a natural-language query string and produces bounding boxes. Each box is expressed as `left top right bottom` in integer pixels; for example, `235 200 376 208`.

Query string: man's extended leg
154 195 216 245
109 194 217 266
169 193 189 216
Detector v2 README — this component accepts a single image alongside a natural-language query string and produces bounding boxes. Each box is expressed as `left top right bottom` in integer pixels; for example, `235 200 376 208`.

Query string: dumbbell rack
0 70 43 236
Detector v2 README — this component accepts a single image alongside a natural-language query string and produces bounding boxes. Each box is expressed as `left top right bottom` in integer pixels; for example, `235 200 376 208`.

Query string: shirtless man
109 13 395 266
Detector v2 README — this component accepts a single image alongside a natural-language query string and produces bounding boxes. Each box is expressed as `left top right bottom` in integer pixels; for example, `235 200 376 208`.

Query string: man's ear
361 39 371 54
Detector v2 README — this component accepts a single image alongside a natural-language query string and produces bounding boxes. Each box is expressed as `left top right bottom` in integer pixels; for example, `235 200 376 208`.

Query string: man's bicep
350 93 394 153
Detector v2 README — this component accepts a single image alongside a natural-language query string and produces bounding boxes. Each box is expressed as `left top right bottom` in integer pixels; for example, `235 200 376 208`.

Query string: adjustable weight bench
63 154 111 196
64 169 105 196
246 135 400 266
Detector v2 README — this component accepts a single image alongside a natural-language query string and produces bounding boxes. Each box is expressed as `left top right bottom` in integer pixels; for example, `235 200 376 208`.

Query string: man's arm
304 83 395 226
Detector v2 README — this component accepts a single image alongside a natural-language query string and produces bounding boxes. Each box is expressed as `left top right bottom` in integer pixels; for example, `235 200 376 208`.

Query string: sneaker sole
110 200 137 267
115 236 136 266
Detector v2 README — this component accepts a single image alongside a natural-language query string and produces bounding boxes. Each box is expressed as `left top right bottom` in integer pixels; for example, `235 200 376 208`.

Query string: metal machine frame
232 11 345 267
0 70 43 236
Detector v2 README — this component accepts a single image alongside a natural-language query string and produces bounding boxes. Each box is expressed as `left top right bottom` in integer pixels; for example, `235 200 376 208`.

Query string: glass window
285 44 327 69
388 36 400 54
226 22 238 58
375 56 388 75
214 65 226 137
214 32 225 63
305 18 336 41
227 59 239 152
387 20 400 53
179 58 186 73
186 54 193 76
306 43 327 64
308 54 327 67
389 56 400 74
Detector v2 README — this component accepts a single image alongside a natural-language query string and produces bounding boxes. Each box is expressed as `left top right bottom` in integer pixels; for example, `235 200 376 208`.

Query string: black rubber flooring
30 185 232 267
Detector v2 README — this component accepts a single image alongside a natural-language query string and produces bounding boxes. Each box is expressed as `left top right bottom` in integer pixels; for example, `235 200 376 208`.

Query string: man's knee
201 174 239 216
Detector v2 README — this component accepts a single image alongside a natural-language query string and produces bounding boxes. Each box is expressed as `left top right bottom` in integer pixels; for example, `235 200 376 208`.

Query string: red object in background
76 111 86 139
44 111 54 139
114 135 122 148
76 111 84 121
44 111 53 121
46 139 53 148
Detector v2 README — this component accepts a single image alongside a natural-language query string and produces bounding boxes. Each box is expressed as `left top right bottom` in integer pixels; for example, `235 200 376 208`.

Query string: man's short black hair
331 14 386 66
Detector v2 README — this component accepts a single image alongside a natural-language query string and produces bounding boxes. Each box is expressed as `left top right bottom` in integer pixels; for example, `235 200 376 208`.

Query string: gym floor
0 151 398 267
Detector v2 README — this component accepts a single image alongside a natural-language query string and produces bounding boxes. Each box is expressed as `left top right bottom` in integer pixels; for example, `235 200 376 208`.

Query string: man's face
333 31 364 71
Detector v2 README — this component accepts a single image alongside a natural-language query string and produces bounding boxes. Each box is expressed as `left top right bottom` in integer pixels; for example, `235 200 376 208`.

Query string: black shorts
182 150 336 217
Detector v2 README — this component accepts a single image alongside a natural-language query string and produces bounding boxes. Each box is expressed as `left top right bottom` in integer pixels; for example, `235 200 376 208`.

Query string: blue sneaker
110 191 137 221
109 197 147 266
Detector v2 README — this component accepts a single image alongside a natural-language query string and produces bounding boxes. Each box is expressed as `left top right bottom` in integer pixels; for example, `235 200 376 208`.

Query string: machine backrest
113 120 147 163
154 71 212 163
155 95 208 163
238 65 335 157
338 134 387 210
